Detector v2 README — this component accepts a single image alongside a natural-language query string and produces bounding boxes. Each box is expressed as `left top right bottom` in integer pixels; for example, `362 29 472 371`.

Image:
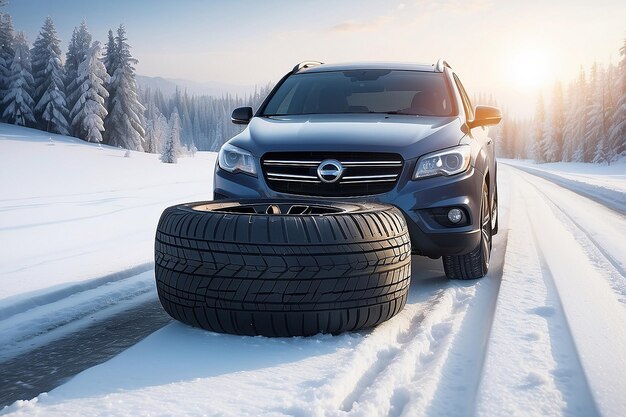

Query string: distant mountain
136 75 259 98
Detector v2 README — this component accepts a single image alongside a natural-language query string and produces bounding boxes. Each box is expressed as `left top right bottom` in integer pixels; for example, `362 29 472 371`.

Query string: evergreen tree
551 82 565 160
1 32 35 126
161 110 180 163
102 29 117 77
103 25 145 150
138 83 273 151
585 63 607 163
562 82 577 161
65 20 92 127
533 94 546 162
542 117 558 163
145 98 168 153
571 67 589 162
608 38 626 162
31 17 69 135
70 41 109 143
0 12 15 116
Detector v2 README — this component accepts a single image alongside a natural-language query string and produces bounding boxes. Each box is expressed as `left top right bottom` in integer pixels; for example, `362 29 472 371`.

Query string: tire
154 200 411 337
491 187 499 235
442 182 492 280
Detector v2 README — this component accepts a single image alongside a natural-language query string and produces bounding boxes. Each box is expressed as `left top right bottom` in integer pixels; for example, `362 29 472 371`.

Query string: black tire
154 200 411 337
491 187 499 235
442 182 492 280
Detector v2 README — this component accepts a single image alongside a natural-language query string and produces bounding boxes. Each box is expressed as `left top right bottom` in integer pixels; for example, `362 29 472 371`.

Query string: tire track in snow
338 292 447 413
284 276 502 417
283 174 511 417
510 169 626 416
511 168 626 306
517 171 626 279
0 263 154 321
500 162 626 215
0 268 158 362
475 169 600 417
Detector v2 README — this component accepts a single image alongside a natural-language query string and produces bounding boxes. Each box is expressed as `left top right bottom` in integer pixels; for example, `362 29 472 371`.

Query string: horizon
5 0 626 118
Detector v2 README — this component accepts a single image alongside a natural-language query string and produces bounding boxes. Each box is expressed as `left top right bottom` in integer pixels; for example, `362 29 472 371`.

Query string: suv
214 60 501 279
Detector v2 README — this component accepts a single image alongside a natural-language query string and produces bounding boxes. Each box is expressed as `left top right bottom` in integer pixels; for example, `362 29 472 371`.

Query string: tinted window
262 70 455 117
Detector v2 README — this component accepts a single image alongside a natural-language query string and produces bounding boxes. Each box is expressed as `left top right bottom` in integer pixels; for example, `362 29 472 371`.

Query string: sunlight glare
506 47 554 91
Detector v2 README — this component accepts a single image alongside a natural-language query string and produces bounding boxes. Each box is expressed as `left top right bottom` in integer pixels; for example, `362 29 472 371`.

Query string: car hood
229 114 465 160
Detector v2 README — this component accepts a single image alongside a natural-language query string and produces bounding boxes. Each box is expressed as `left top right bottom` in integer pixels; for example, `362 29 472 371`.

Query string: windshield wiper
365 111 419 116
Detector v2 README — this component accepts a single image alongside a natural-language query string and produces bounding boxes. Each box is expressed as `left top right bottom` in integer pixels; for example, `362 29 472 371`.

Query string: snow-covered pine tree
495 114 507 157
571 67 589 162
551 82 565 161
70 41 109 143
103 25 145 150
608 38 626 162
0 12 15 117
586 63 607 163
144 98 168 153
31 17 69 135
65 21 92 132
542 116 558 163
102 29 117 78
161 110 180 163
1 32 35 126
562 82 577 161
533 94 546 162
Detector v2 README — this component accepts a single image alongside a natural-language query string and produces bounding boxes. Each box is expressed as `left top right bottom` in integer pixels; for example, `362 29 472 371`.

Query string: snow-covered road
2 124 625 416
3 161 625 417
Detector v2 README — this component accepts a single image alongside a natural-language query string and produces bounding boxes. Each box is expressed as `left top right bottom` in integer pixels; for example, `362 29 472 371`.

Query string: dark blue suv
214 60 501 279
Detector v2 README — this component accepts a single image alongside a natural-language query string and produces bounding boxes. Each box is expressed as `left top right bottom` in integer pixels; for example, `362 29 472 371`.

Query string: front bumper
213 161 483 257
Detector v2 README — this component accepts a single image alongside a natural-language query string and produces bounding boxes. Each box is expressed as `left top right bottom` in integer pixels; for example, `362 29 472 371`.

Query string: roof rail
292 61 324 73
434 59 451 72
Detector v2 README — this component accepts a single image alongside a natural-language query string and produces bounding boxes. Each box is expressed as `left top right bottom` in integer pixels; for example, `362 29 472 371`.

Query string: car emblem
317 159 344 183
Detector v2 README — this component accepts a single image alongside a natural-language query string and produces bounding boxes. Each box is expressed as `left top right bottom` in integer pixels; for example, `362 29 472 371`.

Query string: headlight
218 143 257 176
413 145 471 179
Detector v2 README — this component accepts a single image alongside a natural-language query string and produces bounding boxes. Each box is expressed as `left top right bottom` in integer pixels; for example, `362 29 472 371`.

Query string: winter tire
442 182 492 280
154 200 411 337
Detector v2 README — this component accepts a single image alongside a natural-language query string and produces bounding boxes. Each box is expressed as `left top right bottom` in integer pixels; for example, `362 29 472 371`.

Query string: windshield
262 70 456 117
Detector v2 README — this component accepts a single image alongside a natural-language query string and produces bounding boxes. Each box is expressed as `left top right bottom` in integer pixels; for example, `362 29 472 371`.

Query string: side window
453 74 475 122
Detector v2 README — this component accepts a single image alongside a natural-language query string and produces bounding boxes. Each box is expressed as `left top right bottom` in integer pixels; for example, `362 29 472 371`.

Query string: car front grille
261 152 403 197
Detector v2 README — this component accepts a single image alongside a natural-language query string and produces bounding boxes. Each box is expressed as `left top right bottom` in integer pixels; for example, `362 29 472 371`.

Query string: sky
4 0 626 118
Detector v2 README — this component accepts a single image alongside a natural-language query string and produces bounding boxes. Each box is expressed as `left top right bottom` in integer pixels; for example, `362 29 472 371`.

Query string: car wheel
491 187 499 235
154 200 411 337
442 182 491 280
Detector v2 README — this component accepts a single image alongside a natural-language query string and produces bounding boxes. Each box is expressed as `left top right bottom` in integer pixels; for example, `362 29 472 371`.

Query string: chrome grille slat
342 174 398 180
262 152 403 197
268 178 322 183
267 172 319 180
342 178 397 184
341 161 402 167
263 160 322 166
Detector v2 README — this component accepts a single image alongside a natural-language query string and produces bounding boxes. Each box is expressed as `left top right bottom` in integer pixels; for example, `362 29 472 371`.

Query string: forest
488 40 626 164
0 5 624 164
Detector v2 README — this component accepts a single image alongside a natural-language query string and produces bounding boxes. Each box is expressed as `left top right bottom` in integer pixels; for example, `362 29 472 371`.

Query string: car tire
154 200 411 337
491 187 499 235
442 182 491 280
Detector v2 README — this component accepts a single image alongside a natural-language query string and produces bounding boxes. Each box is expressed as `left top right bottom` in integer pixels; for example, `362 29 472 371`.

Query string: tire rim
190 201 361 215
481 189 492 271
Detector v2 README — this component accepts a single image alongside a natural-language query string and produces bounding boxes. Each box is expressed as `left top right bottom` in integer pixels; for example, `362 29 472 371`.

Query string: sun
506 48 554 90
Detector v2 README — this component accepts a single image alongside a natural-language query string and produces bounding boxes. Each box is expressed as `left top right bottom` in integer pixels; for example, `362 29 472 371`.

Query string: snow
0 123 215 356
502 158 626 194
1 127 626 417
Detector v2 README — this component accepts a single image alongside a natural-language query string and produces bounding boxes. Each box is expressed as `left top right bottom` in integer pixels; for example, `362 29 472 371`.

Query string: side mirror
471 105 502 128
231 107 253 125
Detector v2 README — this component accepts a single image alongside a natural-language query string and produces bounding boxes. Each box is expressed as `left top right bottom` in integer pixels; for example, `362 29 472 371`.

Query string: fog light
447 208 463 224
